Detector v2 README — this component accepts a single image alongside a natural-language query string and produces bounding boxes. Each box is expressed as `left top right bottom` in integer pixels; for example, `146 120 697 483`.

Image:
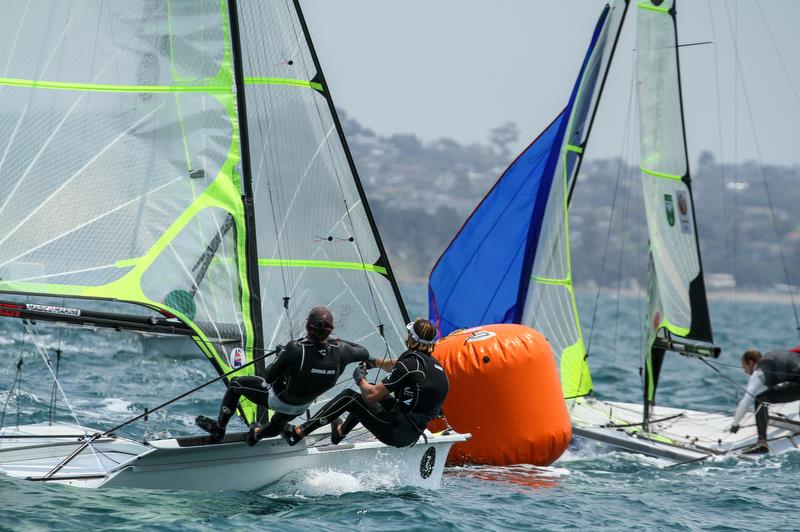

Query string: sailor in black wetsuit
195 307 389 444
730 347 800 453
283 318 449 448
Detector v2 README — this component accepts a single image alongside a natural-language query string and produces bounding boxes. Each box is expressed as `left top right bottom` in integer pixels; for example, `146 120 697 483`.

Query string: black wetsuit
299 349 449 447
216 338 369 436
752 348 800 440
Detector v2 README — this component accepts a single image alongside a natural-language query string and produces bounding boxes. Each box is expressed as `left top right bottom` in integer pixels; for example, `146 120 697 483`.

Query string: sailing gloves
353 362 367 384
729 424 740 434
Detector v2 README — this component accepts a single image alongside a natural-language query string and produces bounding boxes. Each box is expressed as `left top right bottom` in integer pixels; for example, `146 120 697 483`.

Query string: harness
393 350 435 434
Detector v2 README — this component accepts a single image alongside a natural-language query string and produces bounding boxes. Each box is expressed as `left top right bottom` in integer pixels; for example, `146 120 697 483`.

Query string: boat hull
0 422 467 491
568 397 800 464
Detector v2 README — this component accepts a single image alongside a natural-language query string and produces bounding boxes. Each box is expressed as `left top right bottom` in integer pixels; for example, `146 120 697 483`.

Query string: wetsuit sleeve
733 369 767 426
336 339 370 368
381 356 424 393
263 343 300 384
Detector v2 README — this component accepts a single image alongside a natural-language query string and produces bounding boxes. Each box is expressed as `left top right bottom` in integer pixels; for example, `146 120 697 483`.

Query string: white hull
568 397 800 464
0 422 467 491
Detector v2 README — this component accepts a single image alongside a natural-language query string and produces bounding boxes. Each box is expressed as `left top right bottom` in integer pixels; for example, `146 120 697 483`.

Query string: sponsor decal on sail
676 190 691 235
664 194 675 227
26 303 80 317
228 347 245 369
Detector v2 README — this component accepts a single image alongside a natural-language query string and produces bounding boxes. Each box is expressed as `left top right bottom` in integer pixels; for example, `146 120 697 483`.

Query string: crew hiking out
282 318 449 448
195 306 390 444
730 346 800 454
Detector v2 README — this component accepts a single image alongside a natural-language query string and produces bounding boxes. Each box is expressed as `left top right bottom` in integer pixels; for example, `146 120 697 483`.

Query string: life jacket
756 349 800 387
394 349 449 433
273 339 342 405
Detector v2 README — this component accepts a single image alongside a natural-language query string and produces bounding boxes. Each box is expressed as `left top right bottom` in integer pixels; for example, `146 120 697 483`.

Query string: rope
102 347 278 437
47 349 61 425
585 50 638 359
722 2 800 338
698 357 753 401
23 320 106 472
0 358 22 430
24 321 84 429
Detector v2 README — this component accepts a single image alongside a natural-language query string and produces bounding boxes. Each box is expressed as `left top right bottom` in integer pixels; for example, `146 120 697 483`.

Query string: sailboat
428 0 800 464
0 0 465 490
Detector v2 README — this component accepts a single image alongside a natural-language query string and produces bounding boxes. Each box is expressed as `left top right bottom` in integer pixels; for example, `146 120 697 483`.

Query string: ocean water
0 287 798 531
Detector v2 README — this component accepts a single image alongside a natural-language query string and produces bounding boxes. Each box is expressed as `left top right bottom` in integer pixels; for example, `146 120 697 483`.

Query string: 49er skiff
0 0 465 490
428 0 800 464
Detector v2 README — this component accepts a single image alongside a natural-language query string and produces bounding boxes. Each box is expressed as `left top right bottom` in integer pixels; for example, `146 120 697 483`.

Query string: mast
567 0 630 205
292 0 409 324
227 0 265 360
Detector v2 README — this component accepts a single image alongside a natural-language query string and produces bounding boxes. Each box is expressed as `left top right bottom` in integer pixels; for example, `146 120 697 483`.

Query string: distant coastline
573 286 799 305
398 280 799 305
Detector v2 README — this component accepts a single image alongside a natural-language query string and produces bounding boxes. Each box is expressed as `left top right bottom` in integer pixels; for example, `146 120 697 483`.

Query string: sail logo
229 347 245 368
676 190 691 235
26 303 80 316
664 194 675 227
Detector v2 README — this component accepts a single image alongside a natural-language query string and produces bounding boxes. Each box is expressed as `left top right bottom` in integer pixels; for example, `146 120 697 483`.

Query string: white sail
235 1 409 403
637 0 714 422
637 0 712 346
0 1 250 385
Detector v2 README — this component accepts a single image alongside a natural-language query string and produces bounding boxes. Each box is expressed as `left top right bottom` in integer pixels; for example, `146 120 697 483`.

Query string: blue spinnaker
428 5 612 338
428 112 568 336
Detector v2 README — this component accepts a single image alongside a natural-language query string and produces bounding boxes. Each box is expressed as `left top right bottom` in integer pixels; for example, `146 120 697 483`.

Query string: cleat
195 415 225 443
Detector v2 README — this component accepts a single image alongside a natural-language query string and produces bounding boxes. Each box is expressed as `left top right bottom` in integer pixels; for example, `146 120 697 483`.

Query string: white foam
300 469 364 496
271 465 402 498
100 397 132 413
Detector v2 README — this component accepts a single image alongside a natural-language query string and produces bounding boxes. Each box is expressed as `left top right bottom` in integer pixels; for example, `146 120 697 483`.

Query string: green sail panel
637 0 712 347
235 1 408 403
522 0 628 398
0 1 258 415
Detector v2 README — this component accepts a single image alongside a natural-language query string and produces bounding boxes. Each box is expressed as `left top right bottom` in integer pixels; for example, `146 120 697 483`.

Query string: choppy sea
1 286 798 531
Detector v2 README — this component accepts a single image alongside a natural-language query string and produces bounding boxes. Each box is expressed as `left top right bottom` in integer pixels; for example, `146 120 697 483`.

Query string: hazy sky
302 0 800 167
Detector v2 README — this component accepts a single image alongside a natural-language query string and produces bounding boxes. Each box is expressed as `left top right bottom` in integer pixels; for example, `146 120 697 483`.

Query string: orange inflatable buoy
430 324 570 466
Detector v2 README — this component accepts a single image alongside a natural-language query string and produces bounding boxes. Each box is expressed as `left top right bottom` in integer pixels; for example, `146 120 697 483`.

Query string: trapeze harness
299 349 449 447
734 348 800 441
215 338 369 432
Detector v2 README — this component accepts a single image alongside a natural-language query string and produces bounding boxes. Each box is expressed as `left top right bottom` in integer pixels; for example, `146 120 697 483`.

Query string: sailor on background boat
730 347 800 453
195 306 392 444
283 318 449 447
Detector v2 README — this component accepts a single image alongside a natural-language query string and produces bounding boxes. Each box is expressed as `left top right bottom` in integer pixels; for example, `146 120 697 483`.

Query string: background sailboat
428 0 800 463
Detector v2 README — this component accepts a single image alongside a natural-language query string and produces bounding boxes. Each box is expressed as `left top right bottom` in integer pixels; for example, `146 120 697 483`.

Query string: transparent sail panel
637 0 709 340
0 1 224 85
522 1 626 397
0 1 252 375
237 1 407 396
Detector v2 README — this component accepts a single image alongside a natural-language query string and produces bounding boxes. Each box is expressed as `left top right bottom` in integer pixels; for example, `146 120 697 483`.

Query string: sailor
730 347 800 453
195 306 391 444
282 318 449 448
